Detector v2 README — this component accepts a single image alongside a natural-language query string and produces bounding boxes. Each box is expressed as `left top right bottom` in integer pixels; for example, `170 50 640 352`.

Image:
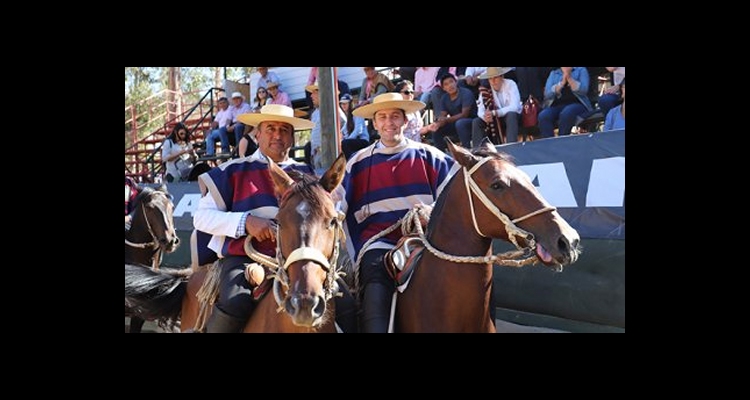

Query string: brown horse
124 185 181 333
126 154 348 333
391 140 581 332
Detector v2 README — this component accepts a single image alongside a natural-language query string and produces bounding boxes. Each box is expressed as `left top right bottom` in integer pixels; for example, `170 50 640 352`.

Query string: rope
194 261 221 332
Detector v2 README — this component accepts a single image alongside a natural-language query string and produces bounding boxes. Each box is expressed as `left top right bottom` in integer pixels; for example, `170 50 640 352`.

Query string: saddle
384 234 425 291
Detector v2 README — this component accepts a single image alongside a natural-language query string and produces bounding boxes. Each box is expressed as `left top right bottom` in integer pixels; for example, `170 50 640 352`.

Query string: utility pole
317 67 340 173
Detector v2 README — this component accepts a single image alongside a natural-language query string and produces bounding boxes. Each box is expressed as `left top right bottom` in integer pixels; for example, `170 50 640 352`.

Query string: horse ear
446 138 477 168
320 152 347 193
478 137 497 153
267 158 295 197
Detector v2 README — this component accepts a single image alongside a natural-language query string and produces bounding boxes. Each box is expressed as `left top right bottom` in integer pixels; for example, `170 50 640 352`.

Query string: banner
497 129 625 240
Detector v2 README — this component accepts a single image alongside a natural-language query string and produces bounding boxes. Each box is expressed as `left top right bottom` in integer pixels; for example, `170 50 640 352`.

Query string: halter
244 205 345 312
463 157 556 248
124 192 174 269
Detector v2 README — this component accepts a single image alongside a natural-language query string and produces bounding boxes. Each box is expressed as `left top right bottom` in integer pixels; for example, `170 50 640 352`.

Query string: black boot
205 306 246 333
334 278 359 333
360 283 394 333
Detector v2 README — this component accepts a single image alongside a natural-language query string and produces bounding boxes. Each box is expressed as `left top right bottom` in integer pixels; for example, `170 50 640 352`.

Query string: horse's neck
427 182 493 258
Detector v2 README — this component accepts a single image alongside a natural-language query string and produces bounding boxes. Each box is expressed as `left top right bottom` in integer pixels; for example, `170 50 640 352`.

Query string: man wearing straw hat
193 104 357 333
471 67 522 145
341 93 458 333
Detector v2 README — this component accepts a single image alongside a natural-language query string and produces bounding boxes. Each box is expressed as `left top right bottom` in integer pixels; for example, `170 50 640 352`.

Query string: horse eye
329 218 338 229
490 181 504 191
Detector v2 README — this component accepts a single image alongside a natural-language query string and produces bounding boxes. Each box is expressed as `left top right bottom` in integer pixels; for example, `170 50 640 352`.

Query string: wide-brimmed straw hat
236 104 314 130
479 67 513 80
305 80 341 95
353 93 425 119
266 81 281 88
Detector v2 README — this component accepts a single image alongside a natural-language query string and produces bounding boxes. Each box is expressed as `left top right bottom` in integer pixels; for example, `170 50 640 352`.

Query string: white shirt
476 78 522 117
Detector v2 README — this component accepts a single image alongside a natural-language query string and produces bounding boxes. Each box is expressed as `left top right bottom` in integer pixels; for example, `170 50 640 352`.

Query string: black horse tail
125 263 190 331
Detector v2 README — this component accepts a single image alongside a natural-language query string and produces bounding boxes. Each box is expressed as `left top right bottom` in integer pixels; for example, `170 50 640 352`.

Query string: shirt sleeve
193 192 248 239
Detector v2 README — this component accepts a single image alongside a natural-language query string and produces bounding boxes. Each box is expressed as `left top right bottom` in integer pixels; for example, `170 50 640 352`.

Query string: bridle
463 156 556 249
243 191 345 311
124 191 175 270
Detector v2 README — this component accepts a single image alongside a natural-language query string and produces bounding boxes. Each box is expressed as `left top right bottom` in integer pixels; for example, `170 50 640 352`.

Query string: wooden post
318 67 340 173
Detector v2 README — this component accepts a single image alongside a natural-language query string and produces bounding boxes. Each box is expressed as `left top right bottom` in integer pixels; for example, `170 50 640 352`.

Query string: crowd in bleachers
165 67 624 181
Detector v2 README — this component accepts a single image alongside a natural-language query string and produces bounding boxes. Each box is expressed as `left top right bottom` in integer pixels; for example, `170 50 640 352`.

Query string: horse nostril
173 237 180 245
159 238 169 245
313 295 326 317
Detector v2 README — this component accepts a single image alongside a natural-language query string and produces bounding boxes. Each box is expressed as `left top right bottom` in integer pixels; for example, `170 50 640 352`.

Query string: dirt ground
125 317 567 333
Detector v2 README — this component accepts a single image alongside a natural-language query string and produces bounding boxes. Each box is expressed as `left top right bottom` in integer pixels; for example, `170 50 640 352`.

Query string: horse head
446 139 580 270
266 154 347 328
130 185 180 254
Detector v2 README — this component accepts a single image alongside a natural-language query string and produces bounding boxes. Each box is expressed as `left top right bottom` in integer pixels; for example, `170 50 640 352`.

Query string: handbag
522 95 540 128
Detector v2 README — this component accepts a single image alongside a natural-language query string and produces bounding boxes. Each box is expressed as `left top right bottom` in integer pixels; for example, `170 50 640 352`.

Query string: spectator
251 87 269 112
471 67 522 145
255 67 280 91
227 91 253 152
395 80 429 143
426 73 476 152
125 175 139 229
266 81 292 108
460 67 488 99
598 67 626 116
538 67 593 138
339 93 369 159
603 77 625 131
204 97 232 156
357 67 394 107
162 122 196 183
413 67 440 108
237 129 259 158
345 92 457 333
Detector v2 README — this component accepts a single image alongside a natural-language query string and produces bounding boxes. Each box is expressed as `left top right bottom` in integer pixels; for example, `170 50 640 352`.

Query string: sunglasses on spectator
401 90 414 95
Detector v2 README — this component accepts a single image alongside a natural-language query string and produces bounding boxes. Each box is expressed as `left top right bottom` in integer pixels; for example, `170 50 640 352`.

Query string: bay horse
124 185 181 333
389 139 581 333
125 154 348 333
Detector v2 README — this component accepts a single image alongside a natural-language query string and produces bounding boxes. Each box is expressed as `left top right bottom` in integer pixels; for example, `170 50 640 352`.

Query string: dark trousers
216 255 255 319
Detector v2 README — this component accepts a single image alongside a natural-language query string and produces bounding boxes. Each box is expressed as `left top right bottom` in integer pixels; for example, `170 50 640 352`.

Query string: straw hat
231 91 244 99
266 81 281 88
236 104 314 130
479 67 513 80
353 93 425 119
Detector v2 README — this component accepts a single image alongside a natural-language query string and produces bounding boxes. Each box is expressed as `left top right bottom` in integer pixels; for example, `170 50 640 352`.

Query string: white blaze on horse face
296 200 311 219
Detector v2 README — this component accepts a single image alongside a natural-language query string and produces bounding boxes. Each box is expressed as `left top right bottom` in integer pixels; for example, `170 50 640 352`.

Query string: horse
387 139 581 333
124 184 181 333
125 154 349 333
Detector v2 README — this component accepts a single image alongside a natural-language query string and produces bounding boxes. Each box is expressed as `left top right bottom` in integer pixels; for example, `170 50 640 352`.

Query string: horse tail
125 263 190 330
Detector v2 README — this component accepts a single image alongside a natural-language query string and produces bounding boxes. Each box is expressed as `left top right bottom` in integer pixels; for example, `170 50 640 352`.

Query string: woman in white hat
193 104 357 333
342 93 458 333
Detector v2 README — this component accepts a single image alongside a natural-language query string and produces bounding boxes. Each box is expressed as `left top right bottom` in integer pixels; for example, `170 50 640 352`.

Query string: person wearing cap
204 97 233 156
192 104 358 333
339 93 369 159
342 93 458 333
227 91 253 152
266 80 292 108
470 67 522 145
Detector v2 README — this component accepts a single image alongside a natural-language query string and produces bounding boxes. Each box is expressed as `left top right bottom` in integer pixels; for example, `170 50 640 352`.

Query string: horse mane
280 172 329 215
132 185 170 209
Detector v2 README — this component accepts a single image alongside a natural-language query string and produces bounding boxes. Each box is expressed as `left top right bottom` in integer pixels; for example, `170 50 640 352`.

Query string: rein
243 205 345 312
354 156 556 282
124 193 173 270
